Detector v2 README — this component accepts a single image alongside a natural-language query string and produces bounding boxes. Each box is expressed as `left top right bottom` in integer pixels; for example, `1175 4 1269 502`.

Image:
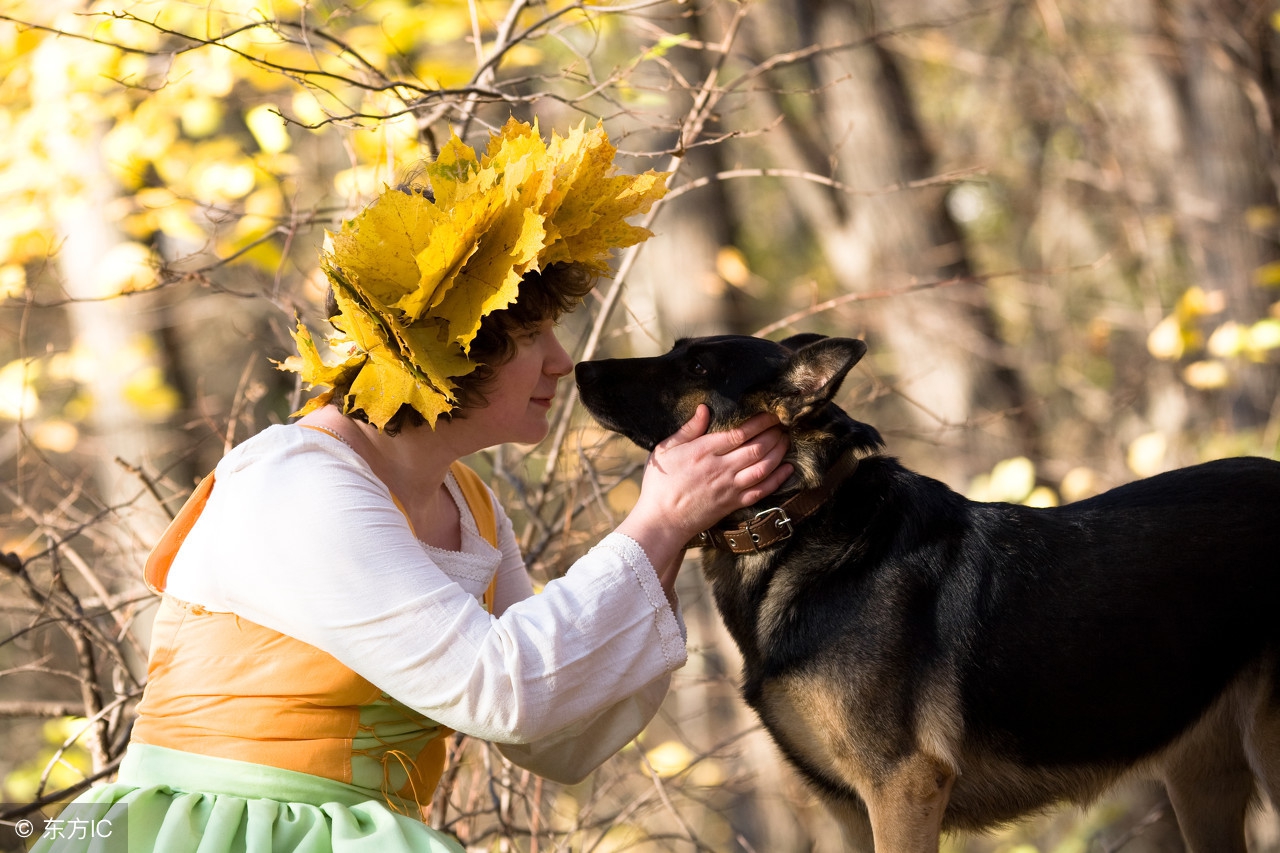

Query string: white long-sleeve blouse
162 424 687 783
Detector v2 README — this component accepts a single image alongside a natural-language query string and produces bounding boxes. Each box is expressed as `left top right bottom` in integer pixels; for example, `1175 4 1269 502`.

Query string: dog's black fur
575 333 1280 852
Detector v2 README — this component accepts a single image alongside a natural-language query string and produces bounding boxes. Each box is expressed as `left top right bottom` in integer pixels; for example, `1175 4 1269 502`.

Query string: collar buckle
688 449 863 555
752 506 793 546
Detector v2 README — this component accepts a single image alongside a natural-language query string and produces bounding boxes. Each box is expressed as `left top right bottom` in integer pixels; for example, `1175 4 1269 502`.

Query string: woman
35 120 790 852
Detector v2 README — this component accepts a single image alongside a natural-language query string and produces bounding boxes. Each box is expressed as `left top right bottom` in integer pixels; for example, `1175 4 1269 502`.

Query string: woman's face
470 319 573 446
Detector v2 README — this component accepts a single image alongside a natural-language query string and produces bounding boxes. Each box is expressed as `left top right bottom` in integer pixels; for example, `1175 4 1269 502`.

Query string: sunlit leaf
644 741 694 778
180 97 224 138
538 121 668 272
430 203 544 348
1060 467 1100 502
31 419 79 453
99 242 158 296
122 365 181 421
325 187 442 310
1255 260 1280 287
1247 318 1280 352
1127 431 1167 478
1024 485 1058 507
245 104 291 154
1206 321 1244 358
280 320 364 390
1174 285 1225 319
1183 360 1230 389
0 358 39 420
345 346 455 429
644 32 691 61
0 265 26 299
1146 315 1184 361
988 456 1035 503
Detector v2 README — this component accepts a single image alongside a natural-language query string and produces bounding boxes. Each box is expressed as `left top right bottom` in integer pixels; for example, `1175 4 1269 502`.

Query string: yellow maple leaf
279 319 364 389
324 188 440 312
347 346 456 430
328 278 393 356
292 389 335 418
399 178 519 321
538 122 668 272
426 133 481 210
433 202 547 350
391 320 473 401
407 123 553 347
327 270 476 428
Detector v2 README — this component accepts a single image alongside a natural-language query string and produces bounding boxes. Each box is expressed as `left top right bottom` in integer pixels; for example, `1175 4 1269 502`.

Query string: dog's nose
574 362 600 388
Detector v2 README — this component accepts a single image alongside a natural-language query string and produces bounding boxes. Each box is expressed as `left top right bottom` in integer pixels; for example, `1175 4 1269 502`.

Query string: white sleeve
164 427 687 745
496 673 671 784
481 489 680 781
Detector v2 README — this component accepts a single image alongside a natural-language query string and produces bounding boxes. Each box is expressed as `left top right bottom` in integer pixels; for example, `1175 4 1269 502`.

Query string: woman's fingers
739 454 794 505
697 411 781 456
657 404 711 451
733 430 792 489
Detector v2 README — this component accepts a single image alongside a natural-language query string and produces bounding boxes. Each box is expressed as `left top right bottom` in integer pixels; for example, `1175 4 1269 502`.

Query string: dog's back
815 454 1280 834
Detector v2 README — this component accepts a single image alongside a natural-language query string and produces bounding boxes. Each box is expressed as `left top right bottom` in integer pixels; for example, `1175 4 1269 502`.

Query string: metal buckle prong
753 507 794 542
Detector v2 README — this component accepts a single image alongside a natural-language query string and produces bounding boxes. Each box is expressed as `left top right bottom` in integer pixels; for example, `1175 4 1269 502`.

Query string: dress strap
447 461 499 612
144 472 215 594
447 462 497 548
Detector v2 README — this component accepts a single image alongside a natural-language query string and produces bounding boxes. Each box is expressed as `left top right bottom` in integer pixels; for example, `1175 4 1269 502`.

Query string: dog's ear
778 332 828 351
774 338 867 426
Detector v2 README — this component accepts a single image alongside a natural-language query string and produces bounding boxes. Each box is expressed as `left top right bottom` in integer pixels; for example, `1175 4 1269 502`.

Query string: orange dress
34 456 497 853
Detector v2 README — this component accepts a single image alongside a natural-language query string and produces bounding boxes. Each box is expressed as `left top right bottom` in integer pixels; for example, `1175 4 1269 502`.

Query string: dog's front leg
864 754 955 853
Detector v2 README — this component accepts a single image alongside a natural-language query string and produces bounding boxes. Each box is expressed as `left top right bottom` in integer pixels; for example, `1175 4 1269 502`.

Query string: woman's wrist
615 511 694 601
656 550 685 609
615 510 694 565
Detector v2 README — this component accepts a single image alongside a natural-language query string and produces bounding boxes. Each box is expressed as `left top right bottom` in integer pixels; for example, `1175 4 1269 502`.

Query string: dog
575 333 1280 852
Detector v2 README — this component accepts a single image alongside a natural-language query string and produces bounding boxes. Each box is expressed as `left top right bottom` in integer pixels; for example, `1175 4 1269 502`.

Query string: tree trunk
755 0 1038 486
1161 0 1280 429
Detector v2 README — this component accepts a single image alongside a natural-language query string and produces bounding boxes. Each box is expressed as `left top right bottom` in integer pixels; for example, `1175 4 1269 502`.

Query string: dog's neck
775 406 884 494
695 407 884 552
691 448 865 553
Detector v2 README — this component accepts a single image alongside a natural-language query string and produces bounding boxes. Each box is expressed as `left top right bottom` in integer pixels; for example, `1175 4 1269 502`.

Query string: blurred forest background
2 0 1279 850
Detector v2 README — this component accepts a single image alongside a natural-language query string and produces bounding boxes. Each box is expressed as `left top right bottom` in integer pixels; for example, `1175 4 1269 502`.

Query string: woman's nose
547 335 573 377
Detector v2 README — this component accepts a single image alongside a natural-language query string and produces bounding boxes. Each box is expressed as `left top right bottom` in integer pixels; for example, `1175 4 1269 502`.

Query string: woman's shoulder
215 423 372 483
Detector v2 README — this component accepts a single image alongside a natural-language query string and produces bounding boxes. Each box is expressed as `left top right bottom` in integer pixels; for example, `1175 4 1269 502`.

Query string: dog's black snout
574 362 610 395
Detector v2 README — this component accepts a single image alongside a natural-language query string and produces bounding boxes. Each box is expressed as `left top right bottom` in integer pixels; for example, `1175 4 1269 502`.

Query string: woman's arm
166 428 686 745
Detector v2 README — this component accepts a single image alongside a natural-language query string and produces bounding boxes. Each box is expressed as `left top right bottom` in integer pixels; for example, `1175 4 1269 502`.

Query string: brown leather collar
687 450 861 554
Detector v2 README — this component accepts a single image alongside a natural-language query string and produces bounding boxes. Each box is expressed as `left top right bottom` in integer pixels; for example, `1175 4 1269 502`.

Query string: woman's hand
616 405 792 597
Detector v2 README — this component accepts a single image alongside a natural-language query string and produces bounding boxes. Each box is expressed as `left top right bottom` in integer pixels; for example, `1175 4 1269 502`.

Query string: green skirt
30 745 464 853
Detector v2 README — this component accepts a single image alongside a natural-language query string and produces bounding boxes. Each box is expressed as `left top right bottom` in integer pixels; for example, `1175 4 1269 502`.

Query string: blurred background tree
1 0 1278 850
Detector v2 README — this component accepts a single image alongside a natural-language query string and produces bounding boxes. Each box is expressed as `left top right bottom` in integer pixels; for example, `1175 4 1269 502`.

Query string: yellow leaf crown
280 118 669 430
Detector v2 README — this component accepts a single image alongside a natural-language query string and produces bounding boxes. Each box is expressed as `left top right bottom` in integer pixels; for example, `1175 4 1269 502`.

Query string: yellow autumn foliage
282 117 668 430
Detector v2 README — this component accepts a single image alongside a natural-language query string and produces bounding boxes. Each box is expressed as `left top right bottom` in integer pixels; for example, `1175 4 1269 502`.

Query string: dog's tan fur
758 665 1280 851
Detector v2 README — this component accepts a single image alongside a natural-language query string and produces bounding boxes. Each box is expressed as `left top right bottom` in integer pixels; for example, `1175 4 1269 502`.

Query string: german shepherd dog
574 333 1280 852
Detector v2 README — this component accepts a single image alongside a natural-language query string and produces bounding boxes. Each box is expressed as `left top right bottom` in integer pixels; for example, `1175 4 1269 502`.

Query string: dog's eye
690 359 708 376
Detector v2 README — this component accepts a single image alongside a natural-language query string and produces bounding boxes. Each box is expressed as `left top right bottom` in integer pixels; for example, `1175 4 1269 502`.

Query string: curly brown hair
325 262 596 434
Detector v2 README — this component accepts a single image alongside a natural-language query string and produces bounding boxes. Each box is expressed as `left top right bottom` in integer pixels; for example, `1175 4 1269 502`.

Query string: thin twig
753 254 1113 338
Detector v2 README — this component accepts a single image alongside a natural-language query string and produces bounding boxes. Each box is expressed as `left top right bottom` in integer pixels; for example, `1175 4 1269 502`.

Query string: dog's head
575 334 878 479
